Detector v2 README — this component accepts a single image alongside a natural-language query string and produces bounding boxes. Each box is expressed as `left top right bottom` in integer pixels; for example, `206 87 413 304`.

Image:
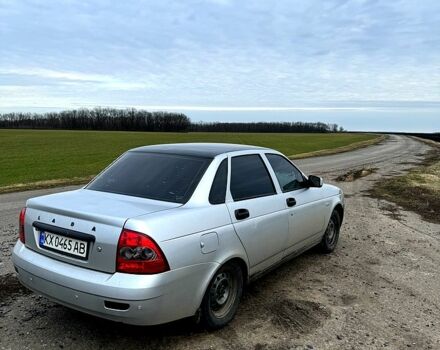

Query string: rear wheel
319 210 341 253
200 262 243 329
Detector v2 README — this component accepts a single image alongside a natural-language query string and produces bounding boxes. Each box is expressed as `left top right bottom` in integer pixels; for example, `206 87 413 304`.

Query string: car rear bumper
12 241 219 325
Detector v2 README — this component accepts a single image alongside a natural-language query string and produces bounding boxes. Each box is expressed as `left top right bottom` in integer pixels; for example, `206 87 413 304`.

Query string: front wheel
200 262 243 329
319 210 341 253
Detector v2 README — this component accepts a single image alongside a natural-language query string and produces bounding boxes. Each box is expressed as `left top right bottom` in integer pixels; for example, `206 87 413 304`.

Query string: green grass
0 129 377 191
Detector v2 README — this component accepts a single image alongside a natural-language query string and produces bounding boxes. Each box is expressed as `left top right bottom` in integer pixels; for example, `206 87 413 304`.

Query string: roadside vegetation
0 129 378 193
370 144 440 223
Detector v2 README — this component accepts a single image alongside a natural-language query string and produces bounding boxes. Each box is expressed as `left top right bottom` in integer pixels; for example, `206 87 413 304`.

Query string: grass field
0 129 378 192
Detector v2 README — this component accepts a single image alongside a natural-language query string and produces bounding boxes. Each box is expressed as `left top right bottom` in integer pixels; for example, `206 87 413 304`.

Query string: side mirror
307 175 323 188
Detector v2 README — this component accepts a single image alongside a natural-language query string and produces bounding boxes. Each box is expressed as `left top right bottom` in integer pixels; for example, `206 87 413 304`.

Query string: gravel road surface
1 135 439 350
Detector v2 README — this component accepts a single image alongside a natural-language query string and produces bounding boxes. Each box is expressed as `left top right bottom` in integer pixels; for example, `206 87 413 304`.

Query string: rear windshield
87 152 211 203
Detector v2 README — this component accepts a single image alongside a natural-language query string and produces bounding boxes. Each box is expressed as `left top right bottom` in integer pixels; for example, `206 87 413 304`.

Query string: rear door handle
286 197 296 207
235 208 250 220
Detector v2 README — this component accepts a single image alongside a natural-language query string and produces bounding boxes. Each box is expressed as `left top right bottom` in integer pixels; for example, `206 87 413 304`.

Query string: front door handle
235 208 250 220
286 197 296 207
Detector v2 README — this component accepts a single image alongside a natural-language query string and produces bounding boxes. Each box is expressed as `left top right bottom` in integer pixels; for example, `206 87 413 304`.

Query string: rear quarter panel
125 203 248 268
124 203 249 304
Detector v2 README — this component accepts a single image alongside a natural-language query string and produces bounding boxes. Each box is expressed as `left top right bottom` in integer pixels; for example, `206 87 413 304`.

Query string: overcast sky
0 0 439 131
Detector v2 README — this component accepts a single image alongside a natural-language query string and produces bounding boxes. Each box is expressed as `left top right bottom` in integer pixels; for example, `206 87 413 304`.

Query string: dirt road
1 135 439 350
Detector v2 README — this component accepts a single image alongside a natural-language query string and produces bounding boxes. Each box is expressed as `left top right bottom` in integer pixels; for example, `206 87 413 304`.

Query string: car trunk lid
24 189 180 273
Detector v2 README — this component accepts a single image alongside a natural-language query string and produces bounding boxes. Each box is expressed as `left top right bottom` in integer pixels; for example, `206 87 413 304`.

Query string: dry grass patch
370 148 440 223
291 134 386 159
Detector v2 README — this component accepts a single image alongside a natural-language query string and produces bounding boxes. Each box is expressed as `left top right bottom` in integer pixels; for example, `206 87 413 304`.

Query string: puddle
0 273 31 303
340 294 358 306
379 203 404 221
335 168 377 182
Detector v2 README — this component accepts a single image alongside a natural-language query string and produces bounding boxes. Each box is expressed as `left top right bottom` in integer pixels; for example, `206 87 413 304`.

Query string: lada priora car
13 143 344 329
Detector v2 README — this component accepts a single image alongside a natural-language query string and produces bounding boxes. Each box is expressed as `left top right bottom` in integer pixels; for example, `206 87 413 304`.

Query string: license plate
39 231 88 258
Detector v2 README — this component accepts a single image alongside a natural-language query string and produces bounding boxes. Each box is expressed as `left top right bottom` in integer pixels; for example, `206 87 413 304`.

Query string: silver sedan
12 143 344 329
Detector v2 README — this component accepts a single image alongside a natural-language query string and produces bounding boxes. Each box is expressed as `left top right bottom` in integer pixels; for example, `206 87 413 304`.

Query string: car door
226 153 289 275
265 153 327 256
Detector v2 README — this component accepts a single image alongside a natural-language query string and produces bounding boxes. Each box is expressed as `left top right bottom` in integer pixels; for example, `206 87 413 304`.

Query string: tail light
19 207 26 243
116 229 169 274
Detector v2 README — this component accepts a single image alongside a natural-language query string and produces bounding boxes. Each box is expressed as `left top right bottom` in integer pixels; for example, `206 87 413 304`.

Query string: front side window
87 152 211 203
266 153 305 192
230 154 276 201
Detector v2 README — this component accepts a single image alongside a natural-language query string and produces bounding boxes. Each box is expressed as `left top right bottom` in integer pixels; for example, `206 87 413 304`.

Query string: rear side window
266 153 305 192
230 154 276 201
87 152 211 204
209 159 228 204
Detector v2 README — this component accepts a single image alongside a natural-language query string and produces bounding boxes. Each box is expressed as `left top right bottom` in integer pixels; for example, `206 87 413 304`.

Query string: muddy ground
1 139 439 350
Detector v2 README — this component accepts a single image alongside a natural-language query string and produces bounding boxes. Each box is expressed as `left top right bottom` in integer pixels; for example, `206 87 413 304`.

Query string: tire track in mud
269 298 331 335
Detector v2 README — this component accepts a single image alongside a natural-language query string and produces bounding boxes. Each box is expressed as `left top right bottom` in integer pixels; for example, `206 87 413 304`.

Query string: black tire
319 210 341 253
200 262 243 329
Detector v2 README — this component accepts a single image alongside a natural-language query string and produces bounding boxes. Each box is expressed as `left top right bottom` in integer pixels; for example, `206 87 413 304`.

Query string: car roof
130 143 270 158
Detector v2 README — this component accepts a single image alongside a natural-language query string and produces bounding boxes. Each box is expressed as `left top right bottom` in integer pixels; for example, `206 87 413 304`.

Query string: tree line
0 108 343 133
190 121 342 133
0 108 190 132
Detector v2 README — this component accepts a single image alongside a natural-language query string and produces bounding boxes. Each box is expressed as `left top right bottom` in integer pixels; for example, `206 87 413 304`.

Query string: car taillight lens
116 229 169 274
19 207 26 244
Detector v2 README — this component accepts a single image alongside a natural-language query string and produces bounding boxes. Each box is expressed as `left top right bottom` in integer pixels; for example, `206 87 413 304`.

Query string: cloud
0 0 439 123
0 67 152 90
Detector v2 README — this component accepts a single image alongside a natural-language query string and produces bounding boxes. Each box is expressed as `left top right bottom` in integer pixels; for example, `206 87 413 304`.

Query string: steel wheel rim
326 216 338 245
209 271 237 318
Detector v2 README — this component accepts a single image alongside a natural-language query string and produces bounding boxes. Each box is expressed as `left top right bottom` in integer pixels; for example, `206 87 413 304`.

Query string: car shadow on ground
53 250 326 345
3 249 330 349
